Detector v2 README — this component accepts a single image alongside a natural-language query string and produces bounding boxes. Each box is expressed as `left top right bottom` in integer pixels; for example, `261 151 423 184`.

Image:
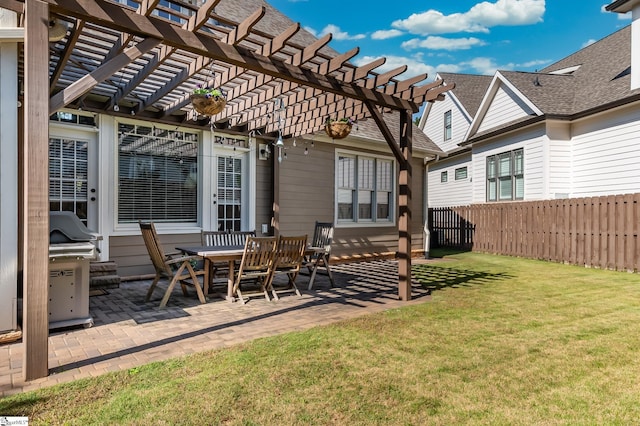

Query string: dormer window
444 110 452 141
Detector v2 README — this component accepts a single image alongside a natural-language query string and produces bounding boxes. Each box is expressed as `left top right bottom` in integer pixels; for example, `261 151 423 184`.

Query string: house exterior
420 19 640 208
0 0 450 351
418 73 491 208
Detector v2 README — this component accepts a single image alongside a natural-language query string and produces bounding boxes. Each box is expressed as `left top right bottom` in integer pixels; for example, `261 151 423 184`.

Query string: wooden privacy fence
429 193 640 272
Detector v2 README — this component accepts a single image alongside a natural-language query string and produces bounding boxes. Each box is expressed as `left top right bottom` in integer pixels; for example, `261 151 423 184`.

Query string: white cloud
460 57 550 75
581 39 597 48
518 59 551 69
392 0 545 35
317 24 366 41
402 36 486 51
353 53 462 79
303 25 318 37
371 29 404 40
463 57 500 74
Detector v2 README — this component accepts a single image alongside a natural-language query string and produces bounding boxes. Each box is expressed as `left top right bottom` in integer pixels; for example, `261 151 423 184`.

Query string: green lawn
2 251 640 425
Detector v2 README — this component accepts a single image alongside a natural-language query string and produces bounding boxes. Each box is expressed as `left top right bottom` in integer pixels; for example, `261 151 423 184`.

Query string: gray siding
278 140 426 257
110 232 201 278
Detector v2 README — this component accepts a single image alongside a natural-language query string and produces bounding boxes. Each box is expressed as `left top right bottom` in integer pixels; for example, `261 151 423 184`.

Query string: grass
2 251 640 425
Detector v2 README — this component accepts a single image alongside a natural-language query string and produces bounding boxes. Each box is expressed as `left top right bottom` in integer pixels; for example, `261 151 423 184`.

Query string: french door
49 127 98 232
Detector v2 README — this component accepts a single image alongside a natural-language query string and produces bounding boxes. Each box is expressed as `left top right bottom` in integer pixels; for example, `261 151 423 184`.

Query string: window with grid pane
337 152 394 224
217 156 243 231
117 123 199 223
486 148 524 202
49 138 89 225
455 167 467 180
444 110 452 141
376 159 392 220
337 155 355 220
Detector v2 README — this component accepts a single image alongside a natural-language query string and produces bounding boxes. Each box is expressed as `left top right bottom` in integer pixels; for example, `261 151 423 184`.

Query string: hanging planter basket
325 121 352 139
190 93 226 116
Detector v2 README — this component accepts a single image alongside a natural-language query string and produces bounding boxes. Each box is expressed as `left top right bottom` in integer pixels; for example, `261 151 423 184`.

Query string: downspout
423 155 439 258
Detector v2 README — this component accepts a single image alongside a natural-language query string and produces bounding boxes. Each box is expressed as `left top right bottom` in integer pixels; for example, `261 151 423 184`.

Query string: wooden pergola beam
160 22 301 117
49 19 85 93
364 101 412 300
49 37 161 112
23 0 50 381
112 0 234 111
47 0 422 112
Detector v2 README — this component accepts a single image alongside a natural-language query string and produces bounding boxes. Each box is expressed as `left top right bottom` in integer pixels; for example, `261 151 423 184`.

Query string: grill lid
50 211 98 244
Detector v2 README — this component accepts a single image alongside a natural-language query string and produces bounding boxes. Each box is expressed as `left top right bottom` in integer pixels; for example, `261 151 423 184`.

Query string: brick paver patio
0 259 434 397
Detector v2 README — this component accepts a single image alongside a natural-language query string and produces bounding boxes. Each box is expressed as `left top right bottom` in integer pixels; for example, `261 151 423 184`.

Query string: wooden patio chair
232 236 277 304
305 221 336 290
139 222 207 307
267 235 307 300
201 229 256 282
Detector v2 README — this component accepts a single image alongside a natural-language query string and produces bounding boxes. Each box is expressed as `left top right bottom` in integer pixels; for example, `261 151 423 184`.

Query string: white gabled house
418 73 490 207
421 10 640 208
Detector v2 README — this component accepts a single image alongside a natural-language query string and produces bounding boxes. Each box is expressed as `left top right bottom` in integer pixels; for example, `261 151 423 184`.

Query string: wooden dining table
176 244 325 302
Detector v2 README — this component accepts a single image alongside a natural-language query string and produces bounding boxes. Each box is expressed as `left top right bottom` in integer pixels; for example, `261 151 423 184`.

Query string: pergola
1 0 452 380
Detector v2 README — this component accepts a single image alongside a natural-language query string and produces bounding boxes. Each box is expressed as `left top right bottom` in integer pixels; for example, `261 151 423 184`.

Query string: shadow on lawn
412 263 512 293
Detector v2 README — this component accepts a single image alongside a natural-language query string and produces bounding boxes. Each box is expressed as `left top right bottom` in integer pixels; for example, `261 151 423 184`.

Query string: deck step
90 261 120 289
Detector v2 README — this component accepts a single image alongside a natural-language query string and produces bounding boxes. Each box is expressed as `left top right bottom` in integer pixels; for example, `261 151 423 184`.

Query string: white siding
427 154 473 207
422 94 470 152
471 125 546 203
546 122 572 198
477 84 534 134
571 105 640 197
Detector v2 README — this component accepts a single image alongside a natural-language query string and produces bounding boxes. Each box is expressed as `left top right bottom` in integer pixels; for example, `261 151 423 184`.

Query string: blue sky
268 0 631 79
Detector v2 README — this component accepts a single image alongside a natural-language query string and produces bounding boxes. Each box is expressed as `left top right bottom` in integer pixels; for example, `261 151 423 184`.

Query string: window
444 110 452 141
337 153 394 223
49 138 89 225
117 123 199 223
455 167 468 180
486 148 524 201
441 171 448 182
217 156 243 231
50 111 96 127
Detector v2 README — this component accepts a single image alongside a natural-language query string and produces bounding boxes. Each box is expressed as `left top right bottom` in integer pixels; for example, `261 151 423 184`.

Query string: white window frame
455 167 468 180
110 120 255 236
486 148 524 202
444 110 452 141
441 171 448 183
335 149 396 228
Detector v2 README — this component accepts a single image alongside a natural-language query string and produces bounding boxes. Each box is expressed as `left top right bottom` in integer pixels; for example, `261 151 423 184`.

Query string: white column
0 8 19 333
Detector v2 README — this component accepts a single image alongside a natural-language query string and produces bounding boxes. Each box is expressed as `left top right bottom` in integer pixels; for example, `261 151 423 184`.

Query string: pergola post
398 110 413 301
22 0 50 380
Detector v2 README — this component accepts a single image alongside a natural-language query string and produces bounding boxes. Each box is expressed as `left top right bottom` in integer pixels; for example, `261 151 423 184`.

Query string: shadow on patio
3 259 444 396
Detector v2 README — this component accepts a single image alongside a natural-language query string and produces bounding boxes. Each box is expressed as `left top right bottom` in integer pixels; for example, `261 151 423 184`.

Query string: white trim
0 8 18 332
464 71 543 141
549 65 581 75
0 27 24 42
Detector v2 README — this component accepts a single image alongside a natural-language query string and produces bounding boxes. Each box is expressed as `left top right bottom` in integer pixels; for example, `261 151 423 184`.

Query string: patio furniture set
139 222 335 307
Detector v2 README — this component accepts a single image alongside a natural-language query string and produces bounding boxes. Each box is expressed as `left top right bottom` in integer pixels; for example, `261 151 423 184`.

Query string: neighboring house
418 73 491 207
420 19 640 207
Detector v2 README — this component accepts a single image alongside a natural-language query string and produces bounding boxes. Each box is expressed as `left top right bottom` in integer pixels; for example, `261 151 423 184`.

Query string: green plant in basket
193 85 224 98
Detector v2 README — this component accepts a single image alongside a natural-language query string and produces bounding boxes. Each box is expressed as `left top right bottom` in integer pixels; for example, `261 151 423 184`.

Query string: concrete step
90 274 121 289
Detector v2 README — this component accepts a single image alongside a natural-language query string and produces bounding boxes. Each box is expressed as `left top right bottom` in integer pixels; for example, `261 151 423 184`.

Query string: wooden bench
201 230 256 288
